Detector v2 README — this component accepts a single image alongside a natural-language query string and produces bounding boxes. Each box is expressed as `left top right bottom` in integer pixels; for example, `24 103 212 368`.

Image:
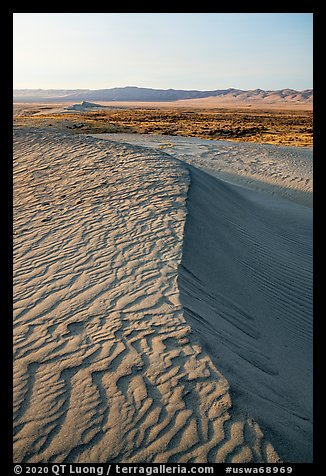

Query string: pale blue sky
13 13 313 90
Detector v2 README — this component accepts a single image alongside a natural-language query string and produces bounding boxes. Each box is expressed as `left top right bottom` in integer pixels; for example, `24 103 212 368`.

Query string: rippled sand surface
13 129 312 463
95 134 312 207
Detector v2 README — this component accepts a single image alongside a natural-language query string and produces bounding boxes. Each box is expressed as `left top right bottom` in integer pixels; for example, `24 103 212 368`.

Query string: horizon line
13 85 313 92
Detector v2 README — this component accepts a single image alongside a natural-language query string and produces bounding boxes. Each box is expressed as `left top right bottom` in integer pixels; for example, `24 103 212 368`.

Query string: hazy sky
13 13 313 90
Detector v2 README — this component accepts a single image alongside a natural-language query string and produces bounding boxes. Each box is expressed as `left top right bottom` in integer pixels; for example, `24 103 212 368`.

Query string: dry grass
13 108 313 147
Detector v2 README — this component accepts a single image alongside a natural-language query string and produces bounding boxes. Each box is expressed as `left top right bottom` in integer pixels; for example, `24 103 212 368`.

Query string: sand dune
179 166 312 463
92 134 312 207
13 129 312 463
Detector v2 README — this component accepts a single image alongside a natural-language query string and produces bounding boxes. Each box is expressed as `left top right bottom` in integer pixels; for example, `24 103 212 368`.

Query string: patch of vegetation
13 108 313 147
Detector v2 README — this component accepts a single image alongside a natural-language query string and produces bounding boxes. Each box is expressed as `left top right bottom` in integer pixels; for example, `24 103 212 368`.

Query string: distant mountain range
13 86 313 103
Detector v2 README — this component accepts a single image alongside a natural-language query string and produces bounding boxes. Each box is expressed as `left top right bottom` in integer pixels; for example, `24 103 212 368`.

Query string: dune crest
13 130 283 463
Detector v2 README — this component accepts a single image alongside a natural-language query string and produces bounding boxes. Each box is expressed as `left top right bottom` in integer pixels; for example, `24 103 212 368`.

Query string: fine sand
13 103 73 117
93 134 312 207
180 167 312 463
13 128 312 463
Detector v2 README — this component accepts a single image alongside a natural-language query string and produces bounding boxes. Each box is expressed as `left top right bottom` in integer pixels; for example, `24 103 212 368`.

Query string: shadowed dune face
179 166 312 462
14 129 282 463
